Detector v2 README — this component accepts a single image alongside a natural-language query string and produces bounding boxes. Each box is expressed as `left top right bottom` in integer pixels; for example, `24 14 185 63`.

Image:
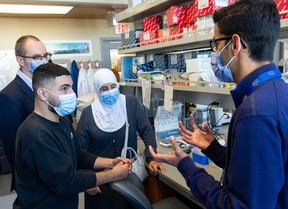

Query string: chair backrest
108 173 153 209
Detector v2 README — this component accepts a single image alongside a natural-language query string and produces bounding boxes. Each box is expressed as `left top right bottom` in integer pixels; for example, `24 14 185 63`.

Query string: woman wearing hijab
77 68 166 209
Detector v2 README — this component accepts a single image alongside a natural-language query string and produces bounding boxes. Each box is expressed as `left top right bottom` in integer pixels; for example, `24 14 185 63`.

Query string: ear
16 56 25 65
37 88 47 101
231 34 242 55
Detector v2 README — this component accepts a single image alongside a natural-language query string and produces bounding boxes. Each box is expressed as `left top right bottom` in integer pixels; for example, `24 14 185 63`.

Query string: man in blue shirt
150 0 288 208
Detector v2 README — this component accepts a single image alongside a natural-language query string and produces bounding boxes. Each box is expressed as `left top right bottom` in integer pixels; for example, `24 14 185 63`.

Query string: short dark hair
15 35 41 56
32 63 71 92
213 0 280 62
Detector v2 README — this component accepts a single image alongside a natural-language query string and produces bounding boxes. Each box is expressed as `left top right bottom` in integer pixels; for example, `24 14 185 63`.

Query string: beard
47 104 57 114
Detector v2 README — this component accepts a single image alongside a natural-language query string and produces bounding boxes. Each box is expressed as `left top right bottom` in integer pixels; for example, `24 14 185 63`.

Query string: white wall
0 17 120 84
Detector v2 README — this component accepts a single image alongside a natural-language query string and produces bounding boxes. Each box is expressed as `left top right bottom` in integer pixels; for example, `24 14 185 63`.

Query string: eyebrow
59 84 71 89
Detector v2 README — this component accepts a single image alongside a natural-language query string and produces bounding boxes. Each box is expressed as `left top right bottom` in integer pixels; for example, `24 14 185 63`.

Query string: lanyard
245 69 281 96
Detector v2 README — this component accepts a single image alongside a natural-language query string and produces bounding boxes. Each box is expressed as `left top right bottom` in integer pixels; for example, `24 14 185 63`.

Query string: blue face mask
100 88 120 105
45 89 77 117
30 60 48 73
211 40 235 83
23 59 48 74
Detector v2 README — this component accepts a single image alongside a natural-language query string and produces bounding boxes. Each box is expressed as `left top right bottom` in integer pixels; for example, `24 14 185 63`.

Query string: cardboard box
186 58 213 73
167 54 185 70
198 0 235 17
120 30 142 47
143 15 163 32
169 25 185 41
139 31 158 46
275 0 288 19
153 54 168 71
186 1 199 24
167 5 187 27
157 29 170 43
121 57 133 80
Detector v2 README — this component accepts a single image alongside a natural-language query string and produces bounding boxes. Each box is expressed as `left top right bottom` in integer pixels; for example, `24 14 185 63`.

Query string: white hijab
91 68 126 132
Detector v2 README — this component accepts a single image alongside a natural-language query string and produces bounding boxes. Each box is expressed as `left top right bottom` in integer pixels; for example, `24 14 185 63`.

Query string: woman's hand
148 160 167 175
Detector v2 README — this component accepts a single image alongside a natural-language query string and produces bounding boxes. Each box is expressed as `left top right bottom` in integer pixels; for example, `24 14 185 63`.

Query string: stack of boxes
153 54 168 71
120 0 287 83
167 5 187 41
120 0 286 49
120 29 143 48
139 15 162 46
167 54 186 72
186 1 199 33
196 0 235 33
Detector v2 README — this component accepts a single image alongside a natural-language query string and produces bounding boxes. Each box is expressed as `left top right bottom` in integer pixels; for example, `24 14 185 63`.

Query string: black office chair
108 173 190 209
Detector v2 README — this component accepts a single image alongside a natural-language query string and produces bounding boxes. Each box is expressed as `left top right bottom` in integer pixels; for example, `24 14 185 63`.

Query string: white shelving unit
117 18 288 55
120 80 234 95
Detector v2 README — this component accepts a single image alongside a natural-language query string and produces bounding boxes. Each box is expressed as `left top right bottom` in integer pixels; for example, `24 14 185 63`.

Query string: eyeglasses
209 37 232 52
20 53 52 61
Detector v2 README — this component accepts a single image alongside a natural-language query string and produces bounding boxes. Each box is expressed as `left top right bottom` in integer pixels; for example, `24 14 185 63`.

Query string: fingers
148 163 157 175
202 122 213 134
148 161 167 175
169 136 182 153
178 121 192 137
158 164 167 173
149 145 164 162
95 186 101 193
190 114 199 131
116 157 131 164
86 186 101 195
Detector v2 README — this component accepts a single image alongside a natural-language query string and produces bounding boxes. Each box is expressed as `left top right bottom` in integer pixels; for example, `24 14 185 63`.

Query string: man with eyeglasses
150 0 288 208
0 35 50 192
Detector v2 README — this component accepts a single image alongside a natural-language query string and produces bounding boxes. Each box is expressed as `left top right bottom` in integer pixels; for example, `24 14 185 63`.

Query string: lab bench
138 140 223 208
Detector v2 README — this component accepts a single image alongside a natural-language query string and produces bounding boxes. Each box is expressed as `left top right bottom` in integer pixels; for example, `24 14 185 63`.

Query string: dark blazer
0 75 34 190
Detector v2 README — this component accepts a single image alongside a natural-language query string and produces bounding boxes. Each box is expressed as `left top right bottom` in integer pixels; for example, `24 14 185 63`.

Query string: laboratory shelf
115 0 189 23
118 19 288 55
120 80 234 95
118 32 213 54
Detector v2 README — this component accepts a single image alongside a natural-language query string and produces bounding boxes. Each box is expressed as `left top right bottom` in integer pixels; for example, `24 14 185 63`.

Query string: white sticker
164 84 173 112
198 0 209 9
170 54 178 65
141 79 151 109
163 29 169 37
124 32 130 39
143 32 150 41
132 65 137 74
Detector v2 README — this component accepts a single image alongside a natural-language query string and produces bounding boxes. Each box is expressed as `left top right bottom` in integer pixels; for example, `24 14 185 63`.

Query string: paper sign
141 79 151 109
164 84 173 111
